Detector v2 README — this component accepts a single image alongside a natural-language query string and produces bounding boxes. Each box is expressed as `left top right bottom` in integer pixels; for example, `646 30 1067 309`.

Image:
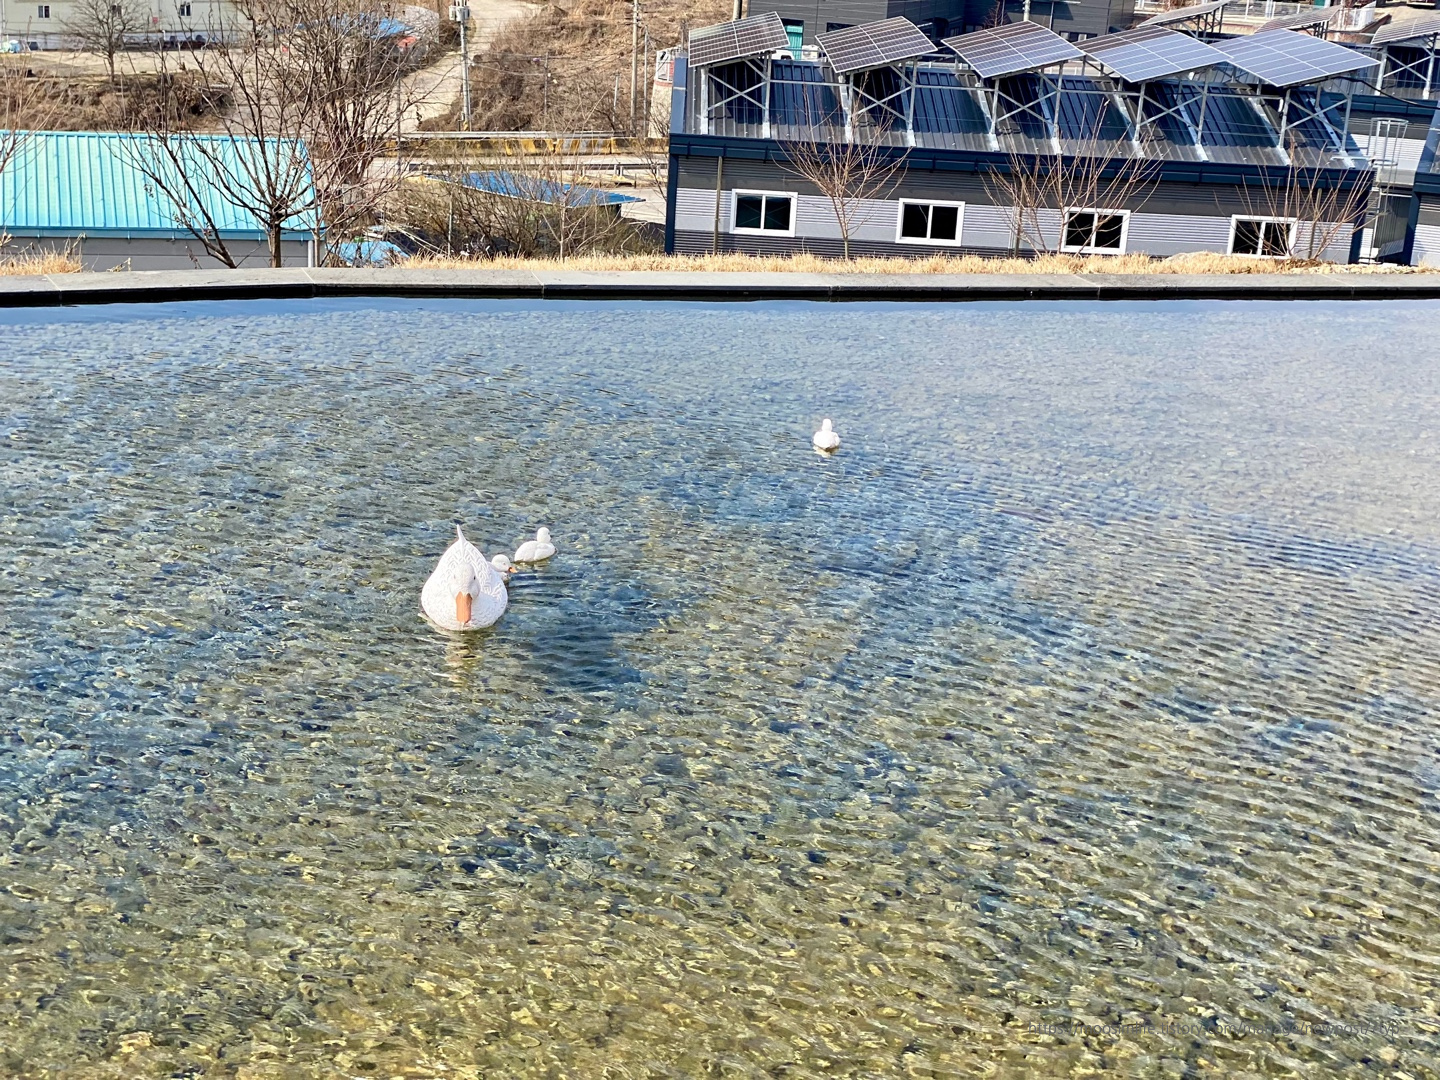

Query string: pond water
1 298 1438 1078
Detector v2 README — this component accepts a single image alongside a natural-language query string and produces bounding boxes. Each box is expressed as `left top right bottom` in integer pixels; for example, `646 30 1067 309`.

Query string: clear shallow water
1 297 1438 1078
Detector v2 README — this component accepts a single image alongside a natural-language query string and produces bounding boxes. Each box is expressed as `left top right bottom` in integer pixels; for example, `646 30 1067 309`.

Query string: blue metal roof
0 131 317 240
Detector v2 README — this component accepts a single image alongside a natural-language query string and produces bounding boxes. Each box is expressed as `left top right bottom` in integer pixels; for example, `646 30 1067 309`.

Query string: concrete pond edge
5 267 1440 307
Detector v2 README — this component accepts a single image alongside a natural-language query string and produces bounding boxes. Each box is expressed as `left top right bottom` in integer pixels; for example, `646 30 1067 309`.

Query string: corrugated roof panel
912 67 990 135
769 59 844 136
0 131 316 237
1056 76 1131 143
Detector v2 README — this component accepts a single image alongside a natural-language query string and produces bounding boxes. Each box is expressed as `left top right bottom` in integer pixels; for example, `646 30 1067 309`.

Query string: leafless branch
1232 136 1371 262
984 107 1158 255
62 0 149 83
130 0 439 265
779 116 907 260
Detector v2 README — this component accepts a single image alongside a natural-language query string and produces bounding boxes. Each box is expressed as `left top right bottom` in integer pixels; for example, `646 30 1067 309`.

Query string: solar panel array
1139 0 1232 28
1371 12 1440 46
943 20 1082 79
1256 8 1335 33
688 11 789 69
1078 24 1228 82
1211 28 1378 86
818 17 935 75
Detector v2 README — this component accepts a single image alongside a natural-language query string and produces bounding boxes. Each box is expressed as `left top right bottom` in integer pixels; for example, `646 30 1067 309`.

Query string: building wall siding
1351 134 1429 187
1413 222 1440 266
1413 198 1440 265
7 234 311 271
672 180 1358 259
675 158 1368 220
2 0 233 45
764 0 968 44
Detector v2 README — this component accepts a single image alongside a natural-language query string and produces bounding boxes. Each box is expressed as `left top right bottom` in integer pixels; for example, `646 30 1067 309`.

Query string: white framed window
731 190 795 237
896 200 964 246
37 4 50 17
1061 207 1129 254
178 1 192 14
1229 215 1295 257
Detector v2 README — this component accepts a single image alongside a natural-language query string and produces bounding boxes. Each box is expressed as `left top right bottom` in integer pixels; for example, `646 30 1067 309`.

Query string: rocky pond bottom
1 298 1438 1078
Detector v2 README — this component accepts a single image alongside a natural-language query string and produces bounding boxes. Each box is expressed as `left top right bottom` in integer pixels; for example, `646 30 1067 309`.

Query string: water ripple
0 299 1438 1077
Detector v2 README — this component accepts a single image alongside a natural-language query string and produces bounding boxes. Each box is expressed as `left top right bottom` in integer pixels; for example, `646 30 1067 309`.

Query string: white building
1 0 234 50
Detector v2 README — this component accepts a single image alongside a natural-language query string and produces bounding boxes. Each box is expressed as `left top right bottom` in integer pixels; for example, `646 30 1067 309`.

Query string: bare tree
122 133 250 267
984 119 1159 255
131 0 433 266
779 129 907 260
0 61 63 254
0 63 42 180
1231 138 1372 262
63 0 148 83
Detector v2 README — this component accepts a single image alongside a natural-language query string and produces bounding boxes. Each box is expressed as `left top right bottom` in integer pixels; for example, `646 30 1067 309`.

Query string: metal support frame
1377 38 1439 99
1076 52 1216 162
840 61 919 146
1122 80 1207 159
1256 79 1360 167
698 56 771 135
1196 69 1212 154
981 66 1065 152
1169 6 1226 37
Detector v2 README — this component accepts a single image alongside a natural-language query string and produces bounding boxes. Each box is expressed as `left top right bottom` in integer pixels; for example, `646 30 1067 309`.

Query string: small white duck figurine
421 525 509 631
513 527 556 563
813 418 840 452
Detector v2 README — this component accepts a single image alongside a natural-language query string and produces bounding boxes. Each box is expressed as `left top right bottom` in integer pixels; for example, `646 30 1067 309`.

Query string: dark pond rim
6 267 1440 311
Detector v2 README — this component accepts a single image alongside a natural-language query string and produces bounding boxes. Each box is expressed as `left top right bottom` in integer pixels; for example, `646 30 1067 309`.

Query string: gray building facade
764 0 968 46
668 17 1376 263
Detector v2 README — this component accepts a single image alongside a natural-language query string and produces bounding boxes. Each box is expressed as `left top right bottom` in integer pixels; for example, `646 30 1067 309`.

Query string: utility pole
732 0 741 20
630 0 639 134
642 29 650 136
452 3 471 130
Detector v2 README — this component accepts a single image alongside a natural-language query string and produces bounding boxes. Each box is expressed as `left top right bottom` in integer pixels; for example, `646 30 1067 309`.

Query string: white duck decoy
421 525 509 631
813 418 840 452
513 527 556 563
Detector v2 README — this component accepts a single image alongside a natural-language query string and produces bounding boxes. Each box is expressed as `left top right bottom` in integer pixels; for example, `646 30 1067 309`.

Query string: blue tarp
437 171 642 207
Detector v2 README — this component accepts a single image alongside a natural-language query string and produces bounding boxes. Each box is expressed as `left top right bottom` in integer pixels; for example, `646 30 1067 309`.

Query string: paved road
401 0 540 132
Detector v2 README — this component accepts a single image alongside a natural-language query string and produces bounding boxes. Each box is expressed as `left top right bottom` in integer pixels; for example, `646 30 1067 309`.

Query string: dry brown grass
0 68 223 133
401 250 1434 275
0 248 83 276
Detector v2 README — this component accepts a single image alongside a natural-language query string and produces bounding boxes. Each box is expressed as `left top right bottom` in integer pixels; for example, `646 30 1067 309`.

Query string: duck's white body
421 525 509 630
514 527 556 563
813 418 840 452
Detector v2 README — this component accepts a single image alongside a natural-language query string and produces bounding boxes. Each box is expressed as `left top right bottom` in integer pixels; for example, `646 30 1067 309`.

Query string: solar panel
687 11 789 69
943 21 1083 79
1371 13 1440 46
1078 25 1228 82
1140 0 1231 28
819 17 934 75
1256 8 1335 33
1211 28 1379 87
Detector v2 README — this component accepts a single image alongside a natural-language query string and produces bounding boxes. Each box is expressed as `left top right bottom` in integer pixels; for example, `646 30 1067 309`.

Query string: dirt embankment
1 64 224 131
423 0 728 131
